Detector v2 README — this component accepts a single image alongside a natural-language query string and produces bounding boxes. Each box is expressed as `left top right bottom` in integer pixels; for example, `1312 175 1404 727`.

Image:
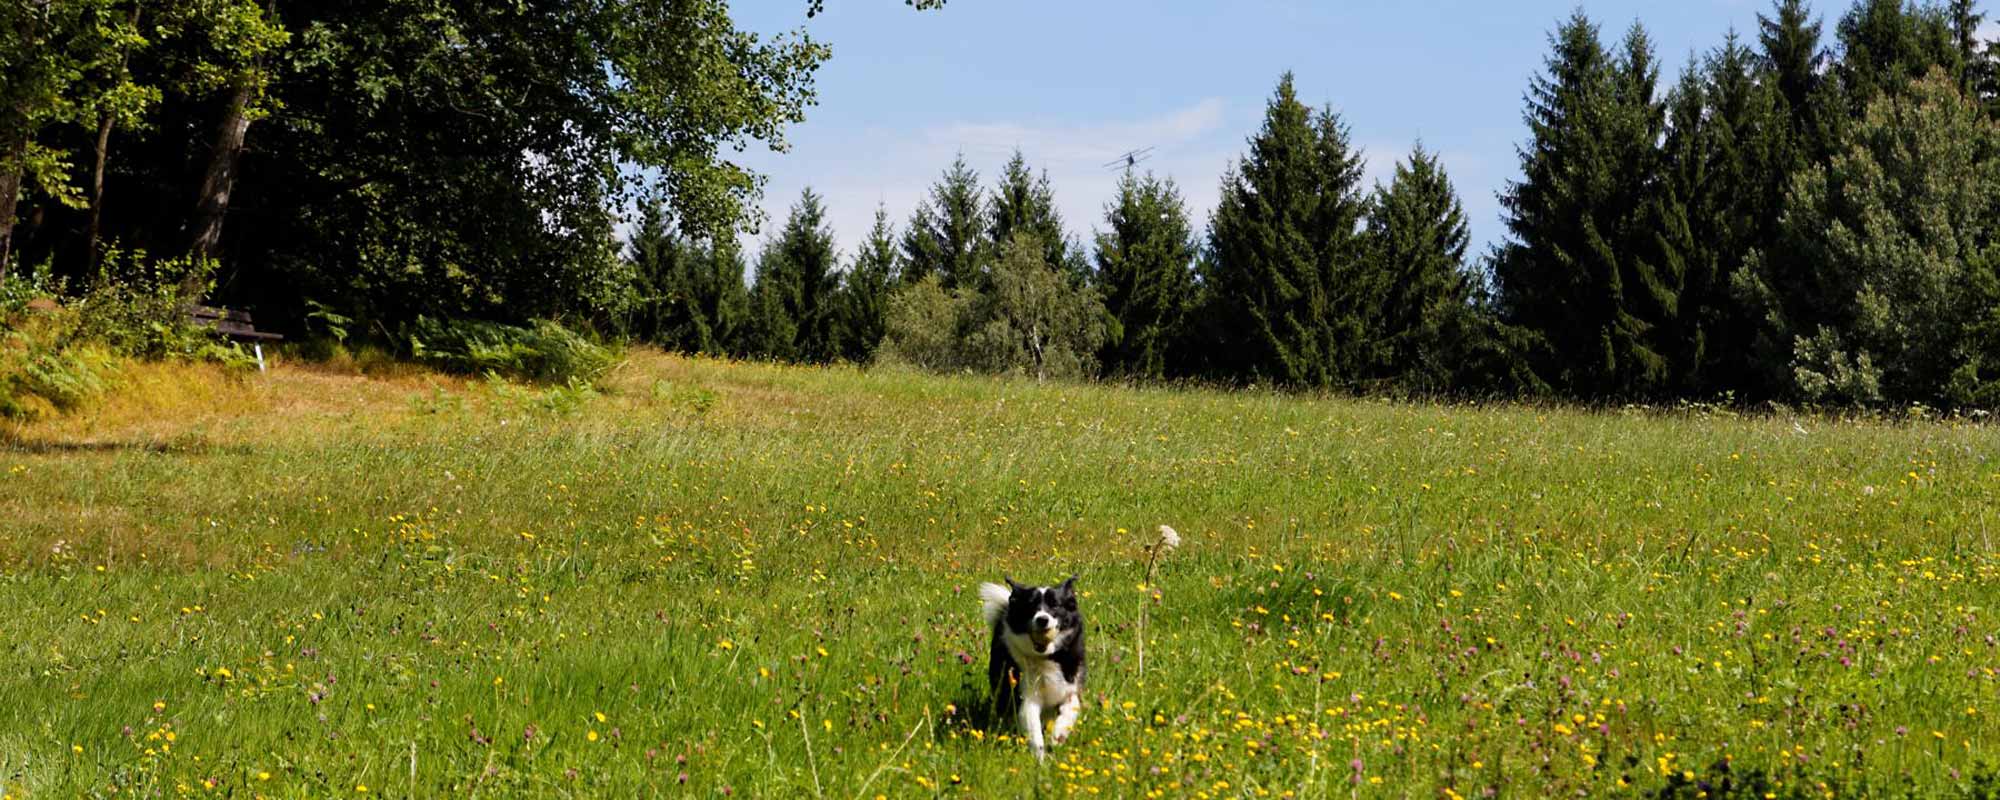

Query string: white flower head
1156 524 1181 551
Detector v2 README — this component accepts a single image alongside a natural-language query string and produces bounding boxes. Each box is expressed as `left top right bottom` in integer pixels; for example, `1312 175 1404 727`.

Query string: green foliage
957 232 1106 380
878 273 965 373
1094 170 1195 380
988 150 1086 284
622 206 750 358
1197 73 1369 388
834 207 900 364
1493 14 1676 398
747 189 841 363
1359 145 1482 392
0 247 263 419
0 302 113 420
406 318 616 386
72 248 243 364
901 155 987 287
1833 0 1960 113
1737 69 2000 406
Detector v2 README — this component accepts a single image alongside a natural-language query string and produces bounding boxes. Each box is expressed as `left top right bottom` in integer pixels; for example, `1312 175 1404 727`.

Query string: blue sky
724 1 1838 264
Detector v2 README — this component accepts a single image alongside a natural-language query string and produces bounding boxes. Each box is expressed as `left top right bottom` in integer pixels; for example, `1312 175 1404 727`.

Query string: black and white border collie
979 576 1085 759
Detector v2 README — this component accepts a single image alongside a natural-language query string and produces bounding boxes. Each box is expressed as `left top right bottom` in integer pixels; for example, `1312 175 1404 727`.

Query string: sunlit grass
2 351 1996 797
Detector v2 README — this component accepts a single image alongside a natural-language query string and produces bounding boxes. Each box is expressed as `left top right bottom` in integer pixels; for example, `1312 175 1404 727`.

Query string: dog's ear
1059 574 1078 595
1005 575 1026 592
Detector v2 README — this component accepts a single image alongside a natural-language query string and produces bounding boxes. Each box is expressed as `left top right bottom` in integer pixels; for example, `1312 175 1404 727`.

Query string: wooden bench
188 305 283 371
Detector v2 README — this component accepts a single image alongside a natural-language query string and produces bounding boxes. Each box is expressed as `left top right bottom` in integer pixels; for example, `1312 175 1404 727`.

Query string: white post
255 343 266 373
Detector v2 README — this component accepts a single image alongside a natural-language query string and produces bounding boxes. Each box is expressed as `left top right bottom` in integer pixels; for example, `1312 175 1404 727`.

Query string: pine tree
837 206 900 363
1094 170 1196 380
1360 144 1478 392
748 188 840 363
988 150 1086 284
1647 34 1784 395
696 241 749 356
1759 0 1837 166
902 155 986 288
1492 13 1675 397
625 204 714 352
1198 72 1367 388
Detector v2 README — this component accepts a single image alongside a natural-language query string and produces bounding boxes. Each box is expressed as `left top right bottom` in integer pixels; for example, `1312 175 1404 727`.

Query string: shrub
405 317 617 384
73 248 247 364
0 303 115 420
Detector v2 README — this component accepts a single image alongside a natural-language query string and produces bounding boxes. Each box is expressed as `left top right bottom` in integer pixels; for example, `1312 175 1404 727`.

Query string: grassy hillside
3 352 1997 798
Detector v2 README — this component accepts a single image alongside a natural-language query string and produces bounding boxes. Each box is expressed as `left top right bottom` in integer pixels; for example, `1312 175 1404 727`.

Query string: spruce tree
748 188 840 363
748 242 800 362
1094 170 1196 380
625 204 713 352
1361 144 1478 392
1646 35 1783 395
703 240 753 357
1833 0 1958 112
1492 13 1675 397
1199 72 1367 388
837 207 900 363
988 150 1086 283
1760 0 1837 166
901 155 986 288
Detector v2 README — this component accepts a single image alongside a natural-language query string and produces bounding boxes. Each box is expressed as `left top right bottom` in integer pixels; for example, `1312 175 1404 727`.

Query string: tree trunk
0 129 25 286
86 4 142 275
85 112 114 273
189 78 253 261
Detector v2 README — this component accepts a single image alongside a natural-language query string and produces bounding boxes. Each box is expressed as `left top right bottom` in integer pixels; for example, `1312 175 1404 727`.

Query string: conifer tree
1492 13 1675 397
901 155 986 288
626 205 713 352
1833 0 1957 112
1198 72 1367 388
703 240 753 357
988 150 1086 283
1646 35 1784 395
1094 170 1196 380
1361 145 1479 391
837 206 900 363
749 189 840 362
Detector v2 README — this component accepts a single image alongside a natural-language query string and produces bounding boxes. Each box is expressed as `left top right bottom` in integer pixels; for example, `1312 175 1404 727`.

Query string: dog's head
1002 575 1080 654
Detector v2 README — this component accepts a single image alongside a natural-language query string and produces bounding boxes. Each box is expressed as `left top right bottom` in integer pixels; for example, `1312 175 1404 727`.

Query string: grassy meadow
2 352 1998 798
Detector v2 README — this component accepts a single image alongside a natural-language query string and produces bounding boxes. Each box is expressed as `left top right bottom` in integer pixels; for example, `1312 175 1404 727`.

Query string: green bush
0 302 115 420
0 250 259 420
405 317 616 384
74 248 249 365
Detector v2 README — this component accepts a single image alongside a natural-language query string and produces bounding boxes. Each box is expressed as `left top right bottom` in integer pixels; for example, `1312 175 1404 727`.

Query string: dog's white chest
1027 658 1078 705
1003 632 1079 705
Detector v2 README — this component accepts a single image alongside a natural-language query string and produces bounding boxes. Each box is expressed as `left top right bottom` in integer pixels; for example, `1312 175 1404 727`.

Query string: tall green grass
1 353 1995 797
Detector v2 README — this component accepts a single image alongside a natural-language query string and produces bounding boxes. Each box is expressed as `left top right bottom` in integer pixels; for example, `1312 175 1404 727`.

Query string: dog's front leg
1017 699 1046 760
1050 693 1081 744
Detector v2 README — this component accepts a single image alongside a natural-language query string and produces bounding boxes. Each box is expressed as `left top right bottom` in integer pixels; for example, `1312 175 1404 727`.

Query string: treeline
8 0 2000 408
636 0 2000 408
